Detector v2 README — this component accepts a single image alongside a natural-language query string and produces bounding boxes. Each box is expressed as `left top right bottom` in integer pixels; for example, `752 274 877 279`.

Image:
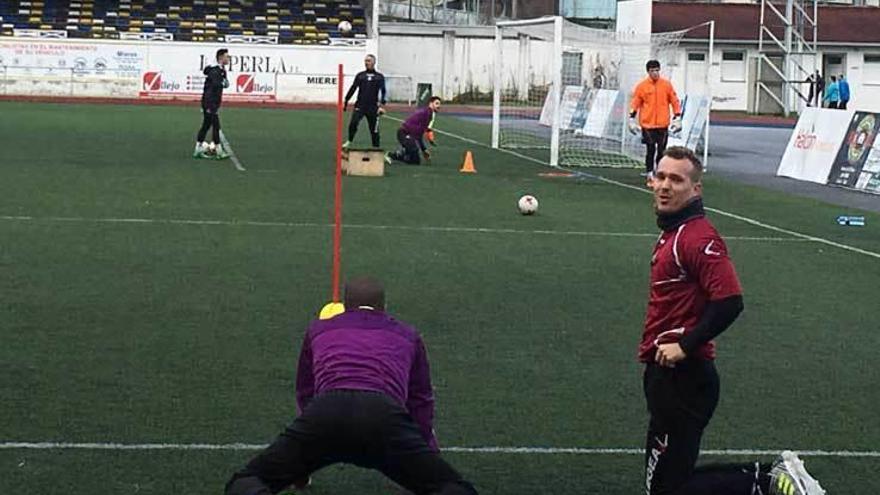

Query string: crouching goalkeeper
385 96 441 165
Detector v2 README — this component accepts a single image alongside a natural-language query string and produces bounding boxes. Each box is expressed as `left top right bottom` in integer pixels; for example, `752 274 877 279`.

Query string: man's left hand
655 343 686 367
378 106 387 115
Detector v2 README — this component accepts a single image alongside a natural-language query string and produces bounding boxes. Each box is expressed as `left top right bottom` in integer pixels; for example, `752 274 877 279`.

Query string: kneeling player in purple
225 277 477 495
386 96 440 165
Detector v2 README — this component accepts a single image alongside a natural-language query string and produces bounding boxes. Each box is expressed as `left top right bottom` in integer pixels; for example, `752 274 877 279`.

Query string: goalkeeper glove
425 130 436 146
422 150 431 160
670 115 682 133
628 117 641 135
222 78 229 89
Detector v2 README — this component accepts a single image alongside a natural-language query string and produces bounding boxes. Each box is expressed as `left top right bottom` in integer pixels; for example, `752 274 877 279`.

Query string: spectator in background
838 75 851 110
824 75 839 109
814 72 825 108
804 71 822 107
593 65 607 89
805 71 818 107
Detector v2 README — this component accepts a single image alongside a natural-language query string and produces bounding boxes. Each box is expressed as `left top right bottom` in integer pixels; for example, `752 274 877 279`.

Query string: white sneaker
770 451 826 495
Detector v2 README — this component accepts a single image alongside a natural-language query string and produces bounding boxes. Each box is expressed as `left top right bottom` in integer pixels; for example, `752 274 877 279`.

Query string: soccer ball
337 20 353 34
517 195 539 215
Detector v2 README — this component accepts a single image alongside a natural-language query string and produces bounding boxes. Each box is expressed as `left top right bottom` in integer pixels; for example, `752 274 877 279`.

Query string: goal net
491 17 712 168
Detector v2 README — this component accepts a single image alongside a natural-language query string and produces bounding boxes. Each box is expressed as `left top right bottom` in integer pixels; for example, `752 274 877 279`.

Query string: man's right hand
422 150 431 161
628 117 641 135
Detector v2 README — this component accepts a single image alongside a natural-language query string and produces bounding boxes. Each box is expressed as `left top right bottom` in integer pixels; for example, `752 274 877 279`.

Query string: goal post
491 16 714 169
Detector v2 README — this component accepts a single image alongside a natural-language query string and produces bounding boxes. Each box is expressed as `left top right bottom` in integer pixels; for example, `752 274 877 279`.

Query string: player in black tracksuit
194 48 230 157
343 54 387 149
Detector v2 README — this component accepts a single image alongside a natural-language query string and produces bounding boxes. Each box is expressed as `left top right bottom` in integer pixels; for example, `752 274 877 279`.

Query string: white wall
668 42 880 113
666 44 753 112
837 50 880 112
379 28 554 101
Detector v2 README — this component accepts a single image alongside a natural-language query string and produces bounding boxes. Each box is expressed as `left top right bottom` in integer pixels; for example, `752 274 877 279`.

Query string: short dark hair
830 75 837 82
429 96 441 104
365 54 376 61
646 60 661 71
216 48 228 60
663 146 703 182
344 276 385 310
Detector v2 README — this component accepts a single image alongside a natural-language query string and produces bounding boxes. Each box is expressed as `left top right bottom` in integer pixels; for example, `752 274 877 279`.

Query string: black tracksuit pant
349 108 381 147
226 390 477 495
643 360 771 495
389 128 423 165
197 106 221 144
642 128 668 174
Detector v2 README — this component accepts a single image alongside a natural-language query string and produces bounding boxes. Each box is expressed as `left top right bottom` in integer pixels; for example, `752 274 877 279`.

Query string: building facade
653 1 880 112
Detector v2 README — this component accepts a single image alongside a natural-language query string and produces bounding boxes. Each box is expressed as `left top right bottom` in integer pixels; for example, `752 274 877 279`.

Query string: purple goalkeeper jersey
295 309 438 451
400 107 435 136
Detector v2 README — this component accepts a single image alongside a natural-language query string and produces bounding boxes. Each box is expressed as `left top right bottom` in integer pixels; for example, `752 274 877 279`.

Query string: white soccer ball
337 20 353 34
517 195 539 215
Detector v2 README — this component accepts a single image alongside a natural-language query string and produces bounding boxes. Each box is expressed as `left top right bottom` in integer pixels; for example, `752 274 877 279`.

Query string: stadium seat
0 0 368 43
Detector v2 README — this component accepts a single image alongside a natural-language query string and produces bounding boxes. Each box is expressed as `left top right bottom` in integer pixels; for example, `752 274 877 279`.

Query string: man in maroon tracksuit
225 277 476 495
641 147 824 495
386 96 440 165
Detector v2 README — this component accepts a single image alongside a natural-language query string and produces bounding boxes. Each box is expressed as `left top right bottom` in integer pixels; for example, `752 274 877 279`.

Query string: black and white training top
201 64 228 110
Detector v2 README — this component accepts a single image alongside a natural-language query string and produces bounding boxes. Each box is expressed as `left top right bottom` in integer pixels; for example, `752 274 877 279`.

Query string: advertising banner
827 111 880 193
777 107 854 184
140 43 366 103
0 38 368 103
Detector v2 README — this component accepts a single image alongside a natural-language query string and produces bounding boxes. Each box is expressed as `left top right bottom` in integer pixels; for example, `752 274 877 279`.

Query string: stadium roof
653 2 880 44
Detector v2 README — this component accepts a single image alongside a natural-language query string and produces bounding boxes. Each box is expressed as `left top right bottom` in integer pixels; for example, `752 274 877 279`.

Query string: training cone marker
319 302 345 320
459 150 477 173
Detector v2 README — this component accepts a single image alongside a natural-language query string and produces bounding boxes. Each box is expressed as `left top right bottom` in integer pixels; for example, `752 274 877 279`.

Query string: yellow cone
319 302 345 320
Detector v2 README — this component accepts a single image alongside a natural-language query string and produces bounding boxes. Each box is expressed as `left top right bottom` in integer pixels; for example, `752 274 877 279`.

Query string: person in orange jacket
629 60 683 178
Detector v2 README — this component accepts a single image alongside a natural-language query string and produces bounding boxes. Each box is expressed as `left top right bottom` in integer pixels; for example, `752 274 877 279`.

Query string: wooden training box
343 148 385 177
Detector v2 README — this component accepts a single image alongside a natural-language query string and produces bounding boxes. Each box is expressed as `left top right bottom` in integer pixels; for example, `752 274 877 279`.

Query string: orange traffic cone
459 150 477 173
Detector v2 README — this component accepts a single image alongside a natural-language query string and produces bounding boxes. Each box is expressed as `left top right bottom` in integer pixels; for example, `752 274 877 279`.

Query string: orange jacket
630 77 682 129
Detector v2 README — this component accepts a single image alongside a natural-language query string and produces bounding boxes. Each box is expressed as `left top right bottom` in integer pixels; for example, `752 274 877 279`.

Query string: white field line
411 116 880 260
219 130 246 172
1 442 878 458
593 174 880 261
0 215 807 243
